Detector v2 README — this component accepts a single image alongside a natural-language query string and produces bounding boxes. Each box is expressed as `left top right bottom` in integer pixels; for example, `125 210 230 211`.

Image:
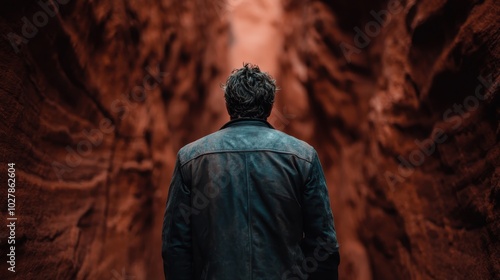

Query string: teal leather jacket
162 118 339 280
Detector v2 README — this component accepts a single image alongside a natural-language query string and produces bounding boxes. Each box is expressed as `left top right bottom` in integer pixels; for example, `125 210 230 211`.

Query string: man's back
162 118 339 280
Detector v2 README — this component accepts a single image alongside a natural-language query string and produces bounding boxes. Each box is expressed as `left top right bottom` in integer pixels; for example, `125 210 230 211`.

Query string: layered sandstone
278 0 499 279
0 0 498 279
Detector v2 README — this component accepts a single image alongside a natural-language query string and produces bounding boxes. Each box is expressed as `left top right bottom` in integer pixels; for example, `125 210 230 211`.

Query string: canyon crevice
0 0 498 279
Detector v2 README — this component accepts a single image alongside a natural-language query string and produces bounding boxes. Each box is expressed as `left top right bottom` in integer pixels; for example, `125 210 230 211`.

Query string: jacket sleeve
162 156 193 280
301 151 340 280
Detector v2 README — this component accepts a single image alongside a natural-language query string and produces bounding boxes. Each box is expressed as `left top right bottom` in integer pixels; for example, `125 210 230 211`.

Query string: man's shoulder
178 127 316 165
177 129 228 163
264 129 316 161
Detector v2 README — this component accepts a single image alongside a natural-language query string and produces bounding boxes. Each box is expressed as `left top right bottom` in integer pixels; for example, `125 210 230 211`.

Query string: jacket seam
245 153 253 280
167 157 188 245
180 149 313 167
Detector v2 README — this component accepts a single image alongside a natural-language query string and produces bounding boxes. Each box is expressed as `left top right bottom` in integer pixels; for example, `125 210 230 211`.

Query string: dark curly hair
222 63 277 120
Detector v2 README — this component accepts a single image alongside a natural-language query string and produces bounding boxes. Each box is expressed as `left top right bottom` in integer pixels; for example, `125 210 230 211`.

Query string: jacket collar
220 118 275 130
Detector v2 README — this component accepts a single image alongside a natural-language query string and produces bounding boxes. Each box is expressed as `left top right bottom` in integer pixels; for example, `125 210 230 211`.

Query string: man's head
222 63 277 120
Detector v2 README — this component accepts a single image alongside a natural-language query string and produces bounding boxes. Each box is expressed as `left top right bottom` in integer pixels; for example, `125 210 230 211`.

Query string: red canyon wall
278 0 499 279
0 0 498 279
0 0 227 279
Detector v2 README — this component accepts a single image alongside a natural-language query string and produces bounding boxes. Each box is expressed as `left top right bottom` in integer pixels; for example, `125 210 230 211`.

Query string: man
162 63 340 280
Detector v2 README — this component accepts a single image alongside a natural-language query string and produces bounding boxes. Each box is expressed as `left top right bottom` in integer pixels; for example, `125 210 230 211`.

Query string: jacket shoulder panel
178 127 316 165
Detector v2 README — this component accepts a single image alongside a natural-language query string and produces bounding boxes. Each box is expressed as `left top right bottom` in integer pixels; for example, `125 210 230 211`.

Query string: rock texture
0 0 227 279
278 0 499 279
0 0 498 279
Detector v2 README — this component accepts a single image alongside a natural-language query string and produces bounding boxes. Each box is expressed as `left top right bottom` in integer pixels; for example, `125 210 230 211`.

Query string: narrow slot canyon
0 0 498 279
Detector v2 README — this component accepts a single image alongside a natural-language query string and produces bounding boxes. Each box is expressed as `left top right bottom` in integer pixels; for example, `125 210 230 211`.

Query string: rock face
0 0 227 279
0 0 498 279
278 0 499 279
